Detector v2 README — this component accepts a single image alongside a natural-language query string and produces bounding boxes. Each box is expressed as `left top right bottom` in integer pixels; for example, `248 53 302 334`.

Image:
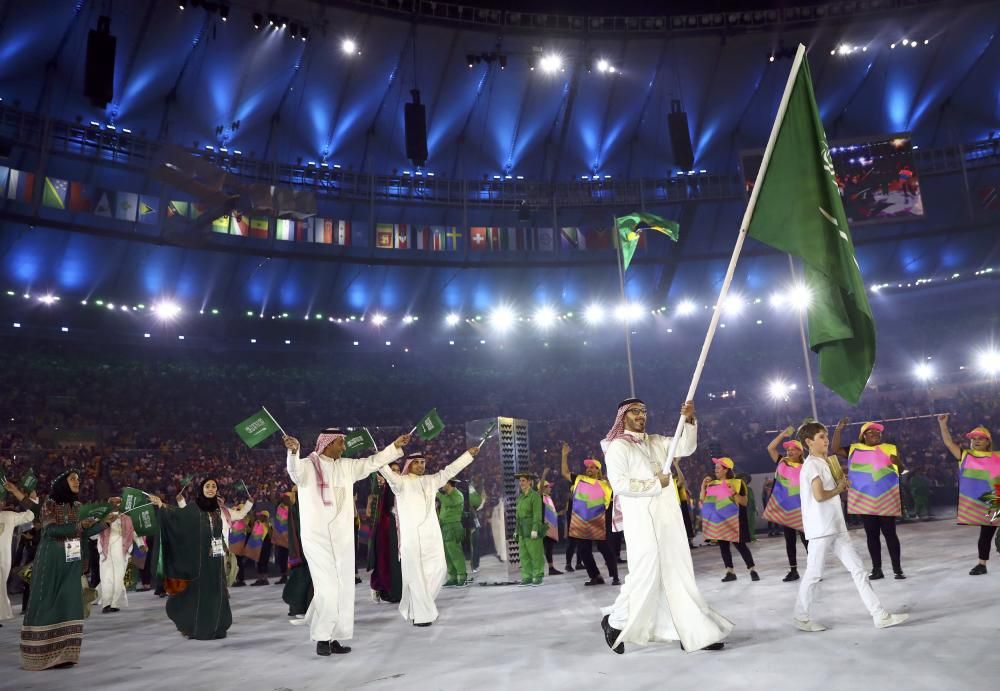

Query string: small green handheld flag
413 409 445 441
20 469 37 493
121 487 159 536
343 429 377 458
234 408 281 448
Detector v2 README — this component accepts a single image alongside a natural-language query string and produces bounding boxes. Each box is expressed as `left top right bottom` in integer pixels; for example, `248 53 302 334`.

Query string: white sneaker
874 612 908 629
794 618 827 632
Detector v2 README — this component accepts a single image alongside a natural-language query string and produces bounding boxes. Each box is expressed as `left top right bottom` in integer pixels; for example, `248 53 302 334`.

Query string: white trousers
794 531 888 622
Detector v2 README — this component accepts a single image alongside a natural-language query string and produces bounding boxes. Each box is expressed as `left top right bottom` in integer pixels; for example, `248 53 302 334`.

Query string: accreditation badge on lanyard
64 538 82 562
210 538 225 558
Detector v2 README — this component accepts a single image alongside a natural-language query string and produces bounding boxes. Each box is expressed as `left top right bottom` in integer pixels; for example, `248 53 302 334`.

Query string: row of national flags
374 224 659 253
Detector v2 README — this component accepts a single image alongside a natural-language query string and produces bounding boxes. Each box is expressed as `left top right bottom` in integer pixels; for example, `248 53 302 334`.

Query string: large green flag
746 47 875 404
343 428 377 458
79 501 114 522
615 212 680 271
121 487 159 536
234 408 281 448
414 408 445 441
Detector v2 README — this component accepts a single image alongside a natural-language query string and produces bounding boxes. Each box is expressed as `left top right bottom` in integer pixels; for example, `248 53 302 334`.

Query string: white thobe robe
0 506 35 620
602 423 734 650
380 452 474 624
93 515 144 609
287 444 403 642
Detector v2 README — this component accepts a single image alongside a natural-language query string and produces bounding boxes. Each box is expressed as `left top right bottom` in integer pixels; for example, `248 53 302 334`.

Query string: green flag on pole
746 47 875 404
343 428 377 458
615 212 680 271
234 408 281 448
121 487 159 536
235 480 250 497
414 408 445 441
20 469 37 493
79 501 114 522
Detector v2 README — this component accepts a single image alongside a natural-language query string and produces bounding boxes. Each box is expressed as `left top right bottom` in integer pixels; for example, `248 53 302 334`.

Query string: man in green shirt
438 480 468 587
515 472 545 586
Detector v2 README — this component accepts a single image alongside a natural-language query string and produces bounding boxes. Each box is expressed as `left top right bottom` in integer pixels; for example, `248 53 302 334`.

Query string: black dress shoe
970 563 988 575
251 578 269 586
601 615 624 654
721 573 737 582
869 568 884 580
548 567 563 575
102 605 113 613
750 570 760 582
893 571 906 580
584 577 606 586
330 641 351 654
680 641 725 651
233 580 247 587
782 569 800 582
316 641 332 656
564 564 575 572
276 576 288 584
413 622 432 627
611 577 621 586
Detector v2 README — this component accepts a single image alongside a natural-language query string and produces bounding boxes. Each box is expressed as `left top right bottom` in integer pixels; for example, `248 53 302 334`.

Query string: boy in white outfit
793 422 908 632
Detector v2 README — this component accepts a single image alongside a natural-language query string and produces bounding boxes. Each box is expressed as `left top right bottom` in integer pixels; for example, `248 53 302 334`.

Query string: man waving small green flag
615 212 680 271
234 408 283 448
343 428 377 458
412 409 445 441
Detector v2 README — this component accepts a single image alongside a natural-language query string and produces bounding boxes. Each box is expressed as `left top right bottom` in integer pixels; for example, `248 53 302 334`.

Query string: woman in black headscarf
151 478 232 640
21 470 118 670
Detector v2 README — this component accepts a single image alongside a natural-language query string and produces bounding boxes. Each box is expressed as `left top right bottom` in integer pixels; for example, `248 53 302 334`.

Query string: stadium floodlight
676 299 697 317
540 53 563 74
371 313 387 326
402 315 415 324
976 349 1000 376
914 362 935 381
533 306 558 329
342 38 358 55
615 302 645 323
38 294 57 305
722 294 745 316
490 306 517 332
767 379 789 402
153 300 182 320
584 304 605 325
445 313 461 327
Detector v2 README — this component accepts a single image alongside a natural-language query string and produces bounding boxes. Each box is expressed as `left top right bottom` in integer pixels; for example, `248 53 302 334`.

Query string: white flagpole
787 254 819 420
663 43 808 470
261 405 287 437
613 213 637 398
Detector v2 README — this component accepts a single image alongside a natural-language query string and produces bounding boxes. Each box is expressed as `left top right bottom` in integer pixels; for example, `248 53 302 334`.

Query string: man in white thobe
601 398 733 654
379 448 479 626
285 428 409 656
92 500 145 612
1 481 35 621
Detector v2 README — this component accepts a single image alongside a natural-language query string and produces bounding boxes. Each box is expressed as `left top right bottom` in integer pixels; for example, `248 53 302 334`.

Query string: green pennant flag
235 480 250 497
615 212 680 271
746 47 875 404
121 487 159 536
343 428 377 458
20 469 37 493
79 501 114 522
234 408 281 448
414 408 445 441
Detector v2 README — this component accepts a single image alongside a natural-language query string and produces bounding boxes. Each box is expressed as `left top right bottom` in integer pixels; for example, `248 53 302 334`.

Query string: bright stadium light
540 53 563 73
490 306 517 332
371 313 387 326
584 304 605 325
914 362 935 381
976 349 1000 376
402 315 415 324
342 38 358 55
38 294 57 305
676 299 697 317
615 302 645 323
533 306 558 329
722 294 745 316
767 379 789 402
153 300 181 320
445 313 461 327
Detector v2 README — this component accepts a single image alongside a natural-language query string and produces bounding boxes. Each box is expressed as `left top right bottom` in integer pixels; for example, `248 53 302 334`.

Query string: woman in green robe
21 470 117 671
151 478 232 640
281 485 314 616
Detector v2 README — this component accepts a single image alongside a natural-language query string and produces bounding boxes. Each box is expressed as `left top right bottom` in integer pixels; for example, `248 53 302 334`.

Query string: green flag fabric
121 487 159 536
20 469 37 493
235 480 250 497
79 501 114 522
415 408 445 441
615 212 680 271
234 408 281 448
343 428 377 458
746 48 875 404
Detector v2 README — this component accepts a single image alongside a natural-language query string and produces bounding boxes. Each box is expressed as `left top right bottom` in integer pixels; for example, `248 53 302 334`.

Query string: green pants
518 535 545 582
912 493 930 518
441 522 467 583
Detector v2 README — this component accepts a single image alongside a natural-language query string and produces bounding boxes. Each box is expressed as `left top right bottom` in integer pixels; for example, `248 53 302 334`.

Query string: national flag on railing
42 177 68 209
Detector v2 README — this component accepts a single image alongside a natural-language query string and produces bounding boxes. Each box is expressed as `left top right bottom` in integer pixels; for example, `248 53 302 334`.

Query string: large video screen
741 133 925 224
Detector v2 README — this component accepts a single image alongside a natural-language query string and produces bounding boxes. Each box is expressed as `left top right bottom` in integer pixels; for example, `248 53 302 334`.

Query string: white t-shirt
799 455 847 540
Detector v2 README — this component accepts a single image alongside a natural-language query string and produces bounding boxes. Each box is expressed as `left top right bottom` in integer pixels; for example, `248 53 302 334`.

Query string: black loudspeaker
85 16 116 108
404 89 428 167
0 138 11 158
667 99 694 171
